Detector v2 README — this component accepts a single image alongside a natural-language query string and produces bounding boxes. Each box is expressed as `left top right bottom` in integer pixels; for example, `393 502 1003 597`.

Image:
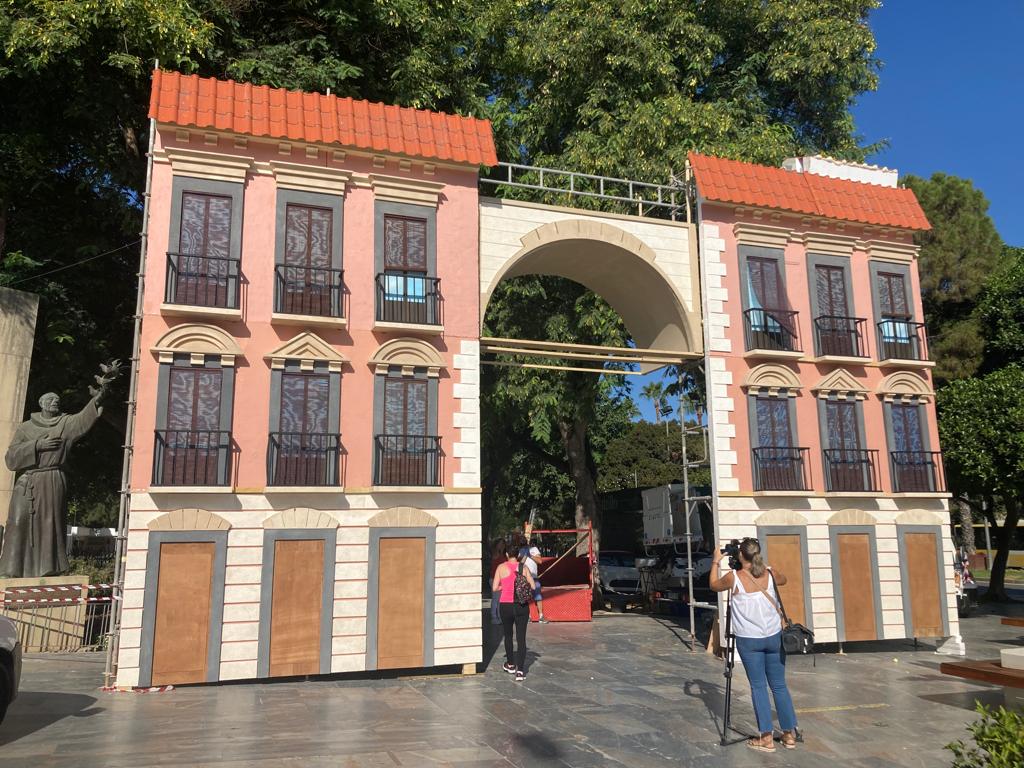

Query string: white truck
640 484 714 595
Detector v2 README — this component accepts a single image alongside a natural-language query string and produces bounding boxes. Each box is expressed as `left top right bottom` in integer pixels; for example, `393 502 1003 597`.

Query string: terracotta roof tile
150 69 497 166
688 152 929 230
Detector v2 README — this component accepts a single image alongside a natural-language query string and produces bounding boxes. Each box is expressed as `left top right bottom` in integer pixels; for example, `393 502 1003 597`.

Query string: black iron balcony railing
267 432 341 486
373 434 441 486
890 451 946 493
274 265 344 318
165 252 240 309
823 448 880 493
153 429 231 486
743 308 801 353
375 271 442 326
752 447 810 492
814 315 867 358
876 319 928 362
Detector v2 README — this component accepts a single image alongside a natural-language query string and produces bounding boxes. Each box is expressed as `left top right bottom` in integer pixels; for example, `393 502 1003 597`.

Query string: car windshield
619 555 636 567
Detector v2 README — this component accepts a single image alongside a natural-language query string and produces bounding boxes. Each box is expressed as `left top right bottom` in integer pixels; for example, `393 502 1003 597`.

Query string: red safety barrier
527 524 593 622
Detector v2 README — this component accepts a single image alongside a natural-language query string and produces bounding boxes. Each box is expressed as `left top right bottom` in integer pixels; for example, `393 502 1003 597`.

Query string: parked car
0 615 21 724
671 552 714 584
598 550 641 594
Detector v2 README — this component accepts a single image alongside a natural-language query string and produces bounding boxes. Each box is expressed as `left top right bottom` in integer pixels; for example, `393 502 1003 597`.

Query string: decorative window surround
152 323 243 366
155 146 254 183
742 363 801 397
812 369 868 400
799 232 857 256
269 161 350 195
732 221 792 249
877 371 933 402
147 509 232 531
369 173 445 207
368 338 445 377
264 331 347 373
865 240 917 264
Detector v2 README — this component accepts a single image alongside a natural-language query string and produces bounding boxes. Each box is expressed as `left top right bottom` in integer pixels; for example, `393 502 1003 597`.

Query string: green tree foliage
902 173 1006 383
937 365 1024 600
479 0 881 177
976 245 1024 366
597 420 710 493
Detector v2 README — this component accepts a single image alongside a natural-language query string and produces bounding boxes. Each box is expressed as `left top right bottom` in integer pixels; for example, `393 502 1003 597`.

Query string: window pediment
742 363 801 396
369 337 445 377
877 371 933 402
265 331 347 372
812 369 867 399
152 323 243 365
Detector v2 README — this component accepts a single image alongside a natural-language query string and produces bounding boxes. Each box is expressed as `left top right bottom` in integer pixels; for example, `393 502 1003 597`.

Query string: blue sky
631 2 1023 423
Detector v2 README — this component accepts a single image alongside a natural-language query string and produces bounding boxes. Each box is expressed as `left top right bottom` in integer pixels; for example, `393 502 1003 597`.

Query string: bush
66 555 115 587
947 703 1024 767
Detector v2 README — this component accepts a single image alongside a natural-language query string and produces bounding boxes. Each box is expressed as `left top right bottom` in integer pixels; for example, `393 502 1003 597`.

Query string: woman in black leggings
491 544 535 681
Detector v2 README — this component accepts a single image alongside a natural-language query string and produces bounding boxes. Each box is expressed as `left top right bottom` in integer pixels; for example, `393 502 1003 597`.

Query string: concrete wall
0 287 38 527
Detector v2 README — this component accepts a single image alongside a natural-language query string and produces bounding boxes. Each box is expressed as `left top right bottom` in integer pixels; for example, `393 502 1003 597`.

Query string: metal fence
0 581 115 653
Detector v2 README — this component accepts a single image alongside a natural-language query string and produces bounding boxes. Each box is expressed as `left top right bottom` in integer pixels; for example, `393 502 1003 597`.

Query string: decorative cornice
864 239 918 263
269 160 351 195
732 221 791 249
812 369 868 399
154 146 254 183
264 331 347 372
369 337 445 377
152 323 243 366
742 363 802 398
877 371 933 402
369 173 446 207
801 231 858 256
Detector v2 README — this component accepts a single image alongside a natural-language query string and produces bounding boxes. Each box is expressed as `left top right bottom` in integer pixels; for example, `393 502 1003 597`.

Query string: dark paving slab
1 599 1022 768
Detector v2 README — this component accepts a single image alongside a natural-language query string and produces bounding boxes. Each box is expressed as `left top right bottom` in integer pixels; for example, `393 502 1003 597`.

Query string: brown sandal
746 733 776 752
781 730 797 749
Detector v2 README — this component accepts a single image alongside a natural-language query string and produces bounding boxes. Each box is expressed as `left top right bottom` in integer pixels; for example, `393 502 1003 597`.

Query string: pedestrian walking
521 545 549 623
710 538 799 753
492 543 535 681
489 539 506 626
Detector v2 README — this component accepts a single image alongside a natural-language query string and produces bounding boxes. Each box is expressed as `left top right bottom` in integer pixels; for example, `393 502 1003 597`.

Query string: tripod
720 594 755 746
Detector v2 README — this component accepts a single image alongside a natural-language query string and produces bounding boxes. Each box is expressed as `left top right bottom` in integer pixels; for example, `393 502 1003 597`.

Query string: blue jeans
735 632 797 734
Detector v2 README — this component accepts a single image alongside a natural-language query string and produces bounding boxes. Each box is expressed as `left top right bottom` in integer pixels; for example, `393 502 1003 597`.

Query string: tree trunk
559 417 602 604
956 499 976 554
984 499 1020 602
0 198 6 255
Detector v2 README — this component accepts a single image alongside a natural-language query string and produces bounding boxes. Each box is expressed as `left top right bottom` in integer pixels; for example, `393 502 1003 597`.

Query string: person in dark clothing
491 544 535 681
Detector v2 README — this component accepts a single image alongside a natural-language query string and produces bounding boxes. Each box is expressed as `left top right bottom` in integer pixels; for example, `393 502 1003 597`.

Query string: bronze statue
0 361 121 578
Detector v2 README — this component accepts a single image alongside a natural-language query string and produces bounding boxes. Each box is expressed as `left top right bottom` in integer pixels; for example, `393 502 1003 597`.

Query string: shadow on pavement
918 688 1005 712
512 729 562 759
0 691 102 746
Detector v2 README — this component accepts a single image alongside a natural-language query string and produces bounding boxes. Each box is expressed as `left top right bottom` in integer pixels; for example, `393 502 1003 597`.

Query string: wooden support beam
481 360 643 376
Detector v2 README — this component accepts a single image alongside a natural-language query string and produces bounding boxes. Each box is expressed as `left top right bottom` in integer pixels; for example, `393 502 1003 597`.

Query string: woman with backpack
491 543 536 681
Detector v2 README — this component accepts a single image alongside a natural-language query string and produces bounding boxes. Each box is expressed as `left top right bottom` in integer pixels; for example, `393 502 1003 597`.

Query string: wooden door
151 542 215 685
905 532 943 638
764 533 808 627
836 533 877 642
376 538 425 669
269 539 324 677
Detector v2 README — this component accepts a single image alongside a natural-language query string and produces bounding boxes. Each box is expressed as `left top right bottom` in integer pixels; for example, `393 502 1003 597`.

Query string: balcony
743 308 802 359
373 434 441 487
876 320 931 367
163 252 241 318
813 316 867 360
267 432 341 487
152 429 231 487
374 272 442 333
823 448 880 493
272 265 345 327
890 451 946 494
752 447 810 492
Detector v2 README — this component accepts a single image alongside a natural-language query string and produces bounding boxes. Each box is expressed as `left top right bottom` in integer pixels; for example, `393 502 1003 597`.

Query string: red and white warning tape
0 583 118 605
0 583 115 595
101 685 175 694
2 595 120 604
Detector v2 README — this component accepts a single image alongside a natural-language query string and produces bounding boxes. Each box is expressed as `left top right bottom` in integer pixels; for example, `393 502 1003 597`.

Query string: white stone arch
755 509 809 526
895 510 944 526
743 363 802 396
877 371 934 402
148 509 232 531
480 215 699 355
368 507 439 527
152 323 243 364
368 338 445 377
263 508 339 528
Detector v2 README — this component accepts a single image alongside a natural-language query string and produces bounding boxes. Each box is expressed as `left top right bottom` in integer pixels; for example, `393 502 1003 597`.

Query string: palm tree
641 381 664 424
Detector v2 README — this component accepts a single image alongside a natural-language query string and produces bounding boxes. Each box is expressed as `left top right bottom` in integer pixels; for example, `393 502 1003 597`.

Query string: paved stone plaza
2 600 1022 768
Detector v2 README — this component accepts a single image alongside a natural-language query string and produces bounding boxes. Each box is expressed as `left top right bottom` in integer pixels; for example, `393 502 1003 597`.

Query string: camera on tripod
720 538 745 571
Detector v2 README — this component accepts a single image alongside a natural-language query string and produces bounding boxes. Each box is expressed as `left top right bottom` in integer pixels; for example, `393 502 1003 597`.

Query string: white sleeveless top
729 569 783 639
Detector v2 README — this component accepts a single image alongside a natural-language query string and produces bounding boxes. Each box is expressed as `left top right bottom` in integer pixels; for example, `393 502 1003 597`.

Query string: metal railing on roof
480 162 691 221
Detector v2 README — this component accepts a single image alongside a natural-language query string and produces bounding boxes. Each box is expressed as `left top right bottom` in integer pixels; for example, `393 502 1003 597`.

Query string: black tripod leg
720 594 755 746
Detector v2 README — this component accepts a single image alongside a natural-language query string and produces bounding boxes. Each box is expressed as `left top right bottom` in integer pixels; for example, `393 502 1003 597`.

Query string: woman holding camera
710 538 798 753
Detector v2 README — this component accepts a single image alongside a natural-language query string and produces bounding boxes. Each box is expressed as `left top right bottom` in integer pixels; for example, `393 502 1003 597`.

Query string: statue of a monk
0 361 121 578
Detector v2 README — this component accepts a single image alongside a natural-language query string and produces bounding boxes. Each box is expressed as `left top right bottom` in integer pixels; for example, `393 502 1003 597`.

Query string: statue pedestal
0 575 93 652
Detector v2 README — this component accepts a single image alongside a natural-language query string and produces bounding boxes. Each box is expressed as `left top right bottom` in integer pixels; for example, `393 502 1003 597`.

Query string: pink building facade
692 154 959 649
114 72 495 688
